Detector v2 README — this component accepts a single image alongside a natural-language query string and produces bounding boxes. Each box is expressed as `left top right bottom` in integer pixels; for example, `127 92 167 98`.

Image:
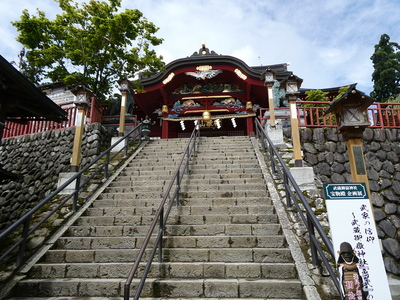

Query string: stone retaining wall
0 123 111 230
293 127 400 276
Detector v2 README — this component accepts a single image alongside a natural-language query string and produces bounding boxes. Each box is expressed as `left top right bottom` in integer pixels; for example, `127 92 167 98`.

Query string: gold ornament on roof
196 65 212 71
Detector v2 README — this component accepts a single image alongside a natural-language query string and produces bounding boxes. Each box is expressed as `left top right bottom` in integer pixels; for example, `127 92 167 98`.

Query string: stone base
57 172 80 195
389 277 400 300
111 136 125 152
264 120 285 147
290 166 316 190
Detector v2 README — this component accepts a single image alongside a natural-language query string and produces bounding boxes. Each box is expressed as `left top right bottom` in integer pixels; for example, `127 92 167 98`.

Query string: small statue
272 80 286 108
141 116 155 141
337 242 368 300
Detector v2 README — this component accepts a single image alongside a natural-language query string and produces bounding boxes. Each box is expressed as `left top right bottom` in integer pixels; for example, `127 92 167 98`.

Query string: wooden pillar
289 95 303 167
246 117 253 136
267 85 276 126
245 102 254 136
70 104 87 172
118 90 127 137
346 137 371 199
162 105 169 139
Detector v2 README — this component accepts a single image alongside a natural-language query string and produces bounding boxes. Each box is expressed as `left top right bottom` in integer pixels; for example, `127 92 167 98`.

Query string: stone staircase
6 136 305 299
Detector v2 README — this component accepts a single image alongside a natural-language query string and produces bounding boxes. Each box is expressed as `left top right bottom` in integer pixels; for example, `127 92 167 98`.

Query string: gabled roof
0 55 68 123
134 45 293 116
325 83 375 115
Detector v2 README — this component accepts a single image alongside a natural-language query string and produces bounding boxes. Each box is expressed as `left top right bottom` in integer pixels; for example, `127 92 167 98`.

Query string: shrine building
133 44 298 139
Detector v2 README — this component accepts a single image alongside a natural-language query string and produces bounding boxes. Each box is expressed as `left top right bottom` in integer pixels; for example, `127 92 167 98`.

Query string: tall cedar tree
370 34 400 102
12 0 165 103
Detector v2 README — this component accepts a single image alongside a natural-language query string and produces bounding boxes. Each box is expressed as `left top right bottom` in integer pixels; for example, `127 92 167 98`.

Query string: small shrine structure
133 44 296 138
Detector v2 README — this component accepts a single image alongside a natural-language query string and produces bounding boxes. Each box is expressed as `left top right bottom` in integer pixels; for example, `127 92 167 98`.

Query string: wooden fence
260 101 400 129
2 98 104 139
3 100 400 139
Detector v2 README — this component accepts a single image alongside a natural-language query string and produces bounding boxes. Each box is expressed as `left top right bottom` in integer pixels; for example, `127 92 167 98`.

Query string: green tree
12 0 165 103
370 34 400 102
304 89 330 102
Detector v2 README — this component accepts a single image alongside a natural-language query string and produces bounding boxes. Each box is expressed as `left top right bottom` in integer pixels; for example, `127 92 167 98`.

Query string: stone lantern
263 68 277 127
117 78 132 137
325 84 373 140
70 85 93 172
325 84 374 198
57 85 92 193
281 73 303 167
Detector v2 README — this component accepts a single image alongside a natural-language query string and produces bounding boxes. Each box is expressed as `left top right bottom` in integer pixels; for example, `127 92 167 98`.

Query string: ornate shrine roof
133 44 294 117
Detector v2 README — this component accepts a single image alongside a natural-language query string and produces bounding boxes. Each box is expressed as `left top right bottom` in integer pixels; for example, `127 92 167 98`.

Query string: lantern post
70 85 93 172
262 68 285 145
325 84 374 199
280 73 316 189
282 73 303 167
118 78 132 137
57 85 92 194
264 68 277 126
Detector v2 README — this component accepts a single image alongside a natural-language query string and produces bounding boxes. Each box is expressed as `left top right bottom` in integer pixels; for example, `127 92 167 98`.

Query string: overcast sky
1 0 399 95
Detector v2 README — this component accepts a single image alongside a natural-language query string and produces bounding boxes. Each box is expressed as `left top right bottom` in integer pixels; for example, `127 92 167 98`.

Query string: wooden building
133 44 296 138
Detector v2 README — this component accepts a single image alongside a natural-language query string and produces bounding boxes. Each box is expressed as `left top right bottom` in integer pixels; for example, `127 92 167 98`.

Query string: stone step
67 223 281 237
108 177 265 187
29 262 297 279
83 204 274 217
42 247 293 264
7 137 304 300
74 213 278 226
189 163 261 169
189 168 262 175
106 180 266 190
113 172 264 182
54 235 286 250
8 296 304 300
98 189 267 198
131 156 258 161
13 278 303 298
171 213 278 225
91 197 272 207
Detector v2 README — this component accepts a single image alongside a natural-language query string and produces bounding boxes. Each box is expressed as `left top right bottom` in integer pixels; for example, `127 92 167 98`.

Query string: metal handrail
124 126 199 300
254 119 344 299
0 123 144 268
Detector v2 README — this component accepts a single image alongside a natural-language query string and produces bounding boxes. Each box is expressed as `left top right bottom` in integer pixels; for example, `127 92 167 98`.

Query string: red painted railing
260 101 400 129
2 98 104 139
4 100 400 139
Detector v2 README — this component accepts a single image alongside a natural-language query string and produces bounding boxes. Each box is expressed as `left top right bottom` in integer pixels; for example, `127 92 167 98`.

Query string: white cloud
1 0 399 95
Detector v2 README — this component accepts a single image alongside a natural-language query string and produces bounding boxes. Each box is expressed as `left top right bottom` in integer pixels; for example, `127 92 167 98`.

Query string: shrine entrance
132 44 292 139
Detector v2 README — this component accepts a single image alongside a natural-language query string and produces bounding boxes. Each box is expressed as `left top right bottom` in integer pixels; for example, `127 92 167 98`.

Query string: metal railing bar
124 127 199 300
0 123 143 267
254 119 343 298
311 234 342 293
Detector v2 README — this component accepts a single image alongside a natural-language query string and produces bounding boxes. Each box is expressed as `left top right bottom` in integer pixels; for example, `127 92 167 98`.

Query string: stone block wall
294 127 400 276
0 123 111 230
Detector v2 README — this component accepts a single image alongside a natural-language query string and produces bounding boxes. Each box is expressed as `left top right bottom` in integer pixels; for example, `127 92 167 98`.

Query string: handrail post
158 207 164 263
104 151 110 178
307 213 320 267
185 147 191 175
269 143 277 174
284 173 291 207
124 136 129 157
124 284 130 300
16 216 31 267
176 170 180 206
73 174 81 211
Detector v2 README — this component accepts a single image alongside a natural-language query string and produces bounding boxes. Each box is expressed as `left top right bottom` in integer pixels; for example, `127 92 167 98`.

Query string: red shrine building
132 44 296 139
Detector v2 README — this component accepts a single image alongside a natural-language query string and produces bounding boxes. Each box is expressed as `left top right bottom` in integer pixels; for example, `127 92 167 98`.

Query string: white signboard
324 183 391 300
